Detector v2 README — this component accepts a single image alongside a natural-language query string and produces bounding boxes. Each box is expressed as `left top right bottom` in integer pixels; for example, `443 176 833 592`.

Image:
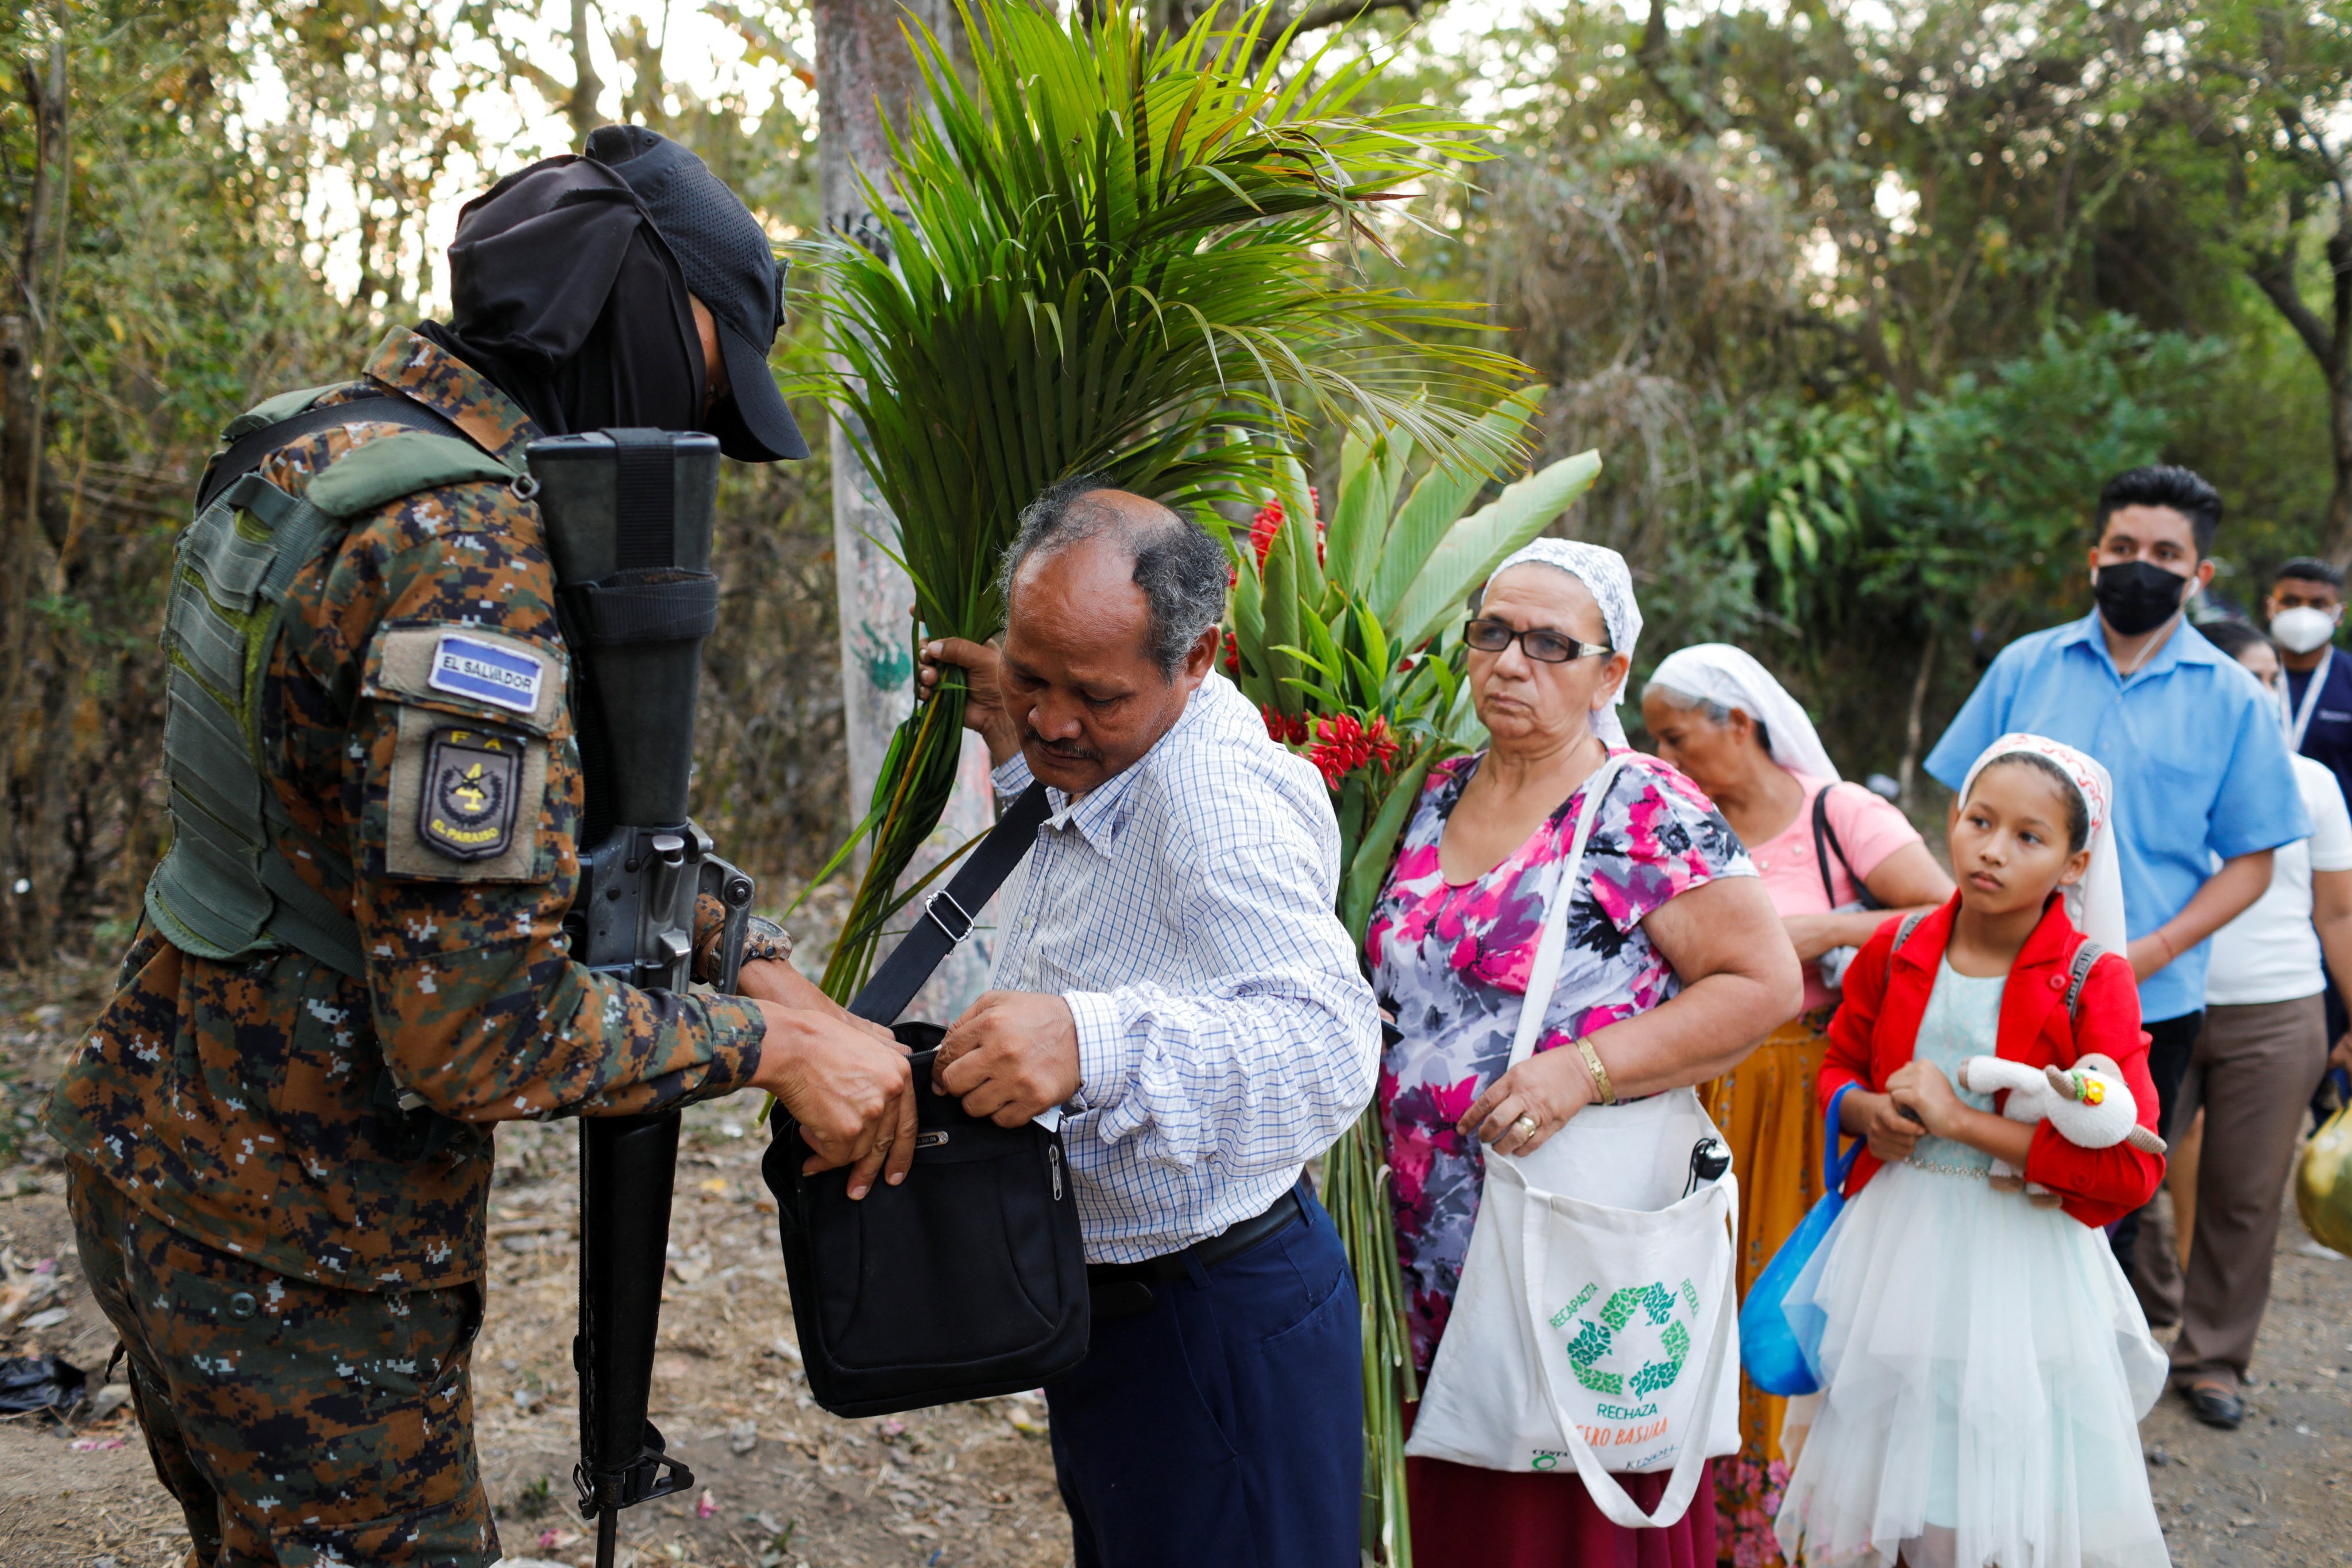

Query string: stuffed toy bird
1955 1053 2168 1207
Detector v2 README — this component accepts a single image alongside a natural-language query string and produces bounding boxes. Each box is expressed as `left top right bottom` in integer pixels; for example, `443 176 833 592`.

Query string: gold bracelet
1574 1036 1617 1105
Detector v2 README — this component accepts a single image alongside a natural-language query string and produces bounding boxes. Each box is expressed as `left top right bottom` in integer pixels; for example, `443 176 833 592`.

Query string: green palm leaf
790 0 1524 999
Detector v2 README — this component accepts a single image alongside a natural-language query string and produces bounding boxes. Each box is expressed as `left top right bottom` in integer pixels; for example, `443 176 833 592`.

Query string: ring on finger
1512 1113 1539 1139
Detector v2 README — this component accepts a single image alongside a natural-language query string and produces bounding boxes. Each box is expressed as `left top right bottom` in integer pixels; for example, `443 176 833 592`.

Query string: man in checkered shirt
920 475 1378 1568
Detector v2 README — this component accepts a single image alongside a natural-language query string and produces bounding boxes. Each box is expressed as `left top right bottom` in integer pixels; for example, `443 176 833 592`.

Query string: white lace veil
1486 539 1642 748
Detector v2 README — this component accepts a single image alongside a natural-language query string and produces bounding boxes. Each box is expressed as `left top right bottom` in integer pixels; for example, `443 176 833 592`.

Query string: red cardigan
1819 894 2165 1228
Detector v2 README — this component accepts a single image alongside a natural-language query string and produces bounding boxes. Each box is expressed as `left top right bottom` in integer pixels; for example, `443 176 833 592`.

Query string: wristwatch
736 914 794 974
694 911 794 986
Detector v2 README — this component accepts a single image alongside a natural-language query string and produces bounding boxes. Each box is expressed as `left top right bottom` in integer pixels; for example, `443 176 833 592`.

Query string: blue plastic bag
1737 1082 1862 1397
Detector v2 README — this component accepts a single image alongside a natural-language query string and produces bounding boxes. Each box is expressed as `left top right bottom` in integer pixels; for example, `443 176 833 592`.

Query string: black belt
1086 1182 1310 1320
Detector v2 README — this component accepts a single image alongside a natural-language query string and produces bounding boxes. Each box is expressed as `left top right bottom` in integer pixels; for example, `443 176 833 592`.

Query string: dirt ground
1 964 2347 1567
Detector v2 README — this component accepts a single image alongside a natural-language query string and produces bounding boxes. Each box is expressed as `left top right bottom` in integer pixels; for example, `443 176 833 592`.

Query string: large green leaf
1372 387 1548 624
1389 449 1603 656
1324 422 1404 600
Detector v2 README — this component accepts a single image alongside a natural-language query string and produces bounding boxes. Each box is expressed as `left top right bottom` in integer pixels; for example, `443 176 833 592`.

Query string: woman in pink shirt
1642 644 1951 1568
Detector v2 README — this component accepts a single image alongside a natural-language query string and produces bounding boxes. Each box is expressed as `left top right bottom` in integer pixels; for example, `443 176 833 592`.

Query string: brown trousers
2137 994 2328 1392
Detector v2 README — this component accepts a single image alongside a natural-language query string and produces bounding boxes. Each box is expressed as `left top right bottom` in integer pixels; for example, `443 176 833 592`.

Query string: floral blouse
1367 748 1755 1371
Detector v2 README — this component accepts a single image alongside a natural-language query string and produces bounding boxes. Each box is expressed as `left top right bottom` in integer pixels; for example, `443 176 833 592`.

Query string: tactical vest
145 384 522 977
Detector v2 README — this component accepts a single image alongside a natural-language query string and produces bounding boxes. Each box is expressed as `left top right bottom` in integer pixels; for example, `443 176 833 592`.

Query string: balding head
990 476 1228 794
997 476 1228 678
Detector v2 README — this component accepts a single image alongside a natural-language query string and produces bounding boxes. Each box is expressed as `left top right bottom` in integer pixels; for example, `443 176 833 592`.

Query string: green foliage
794 0 1524 999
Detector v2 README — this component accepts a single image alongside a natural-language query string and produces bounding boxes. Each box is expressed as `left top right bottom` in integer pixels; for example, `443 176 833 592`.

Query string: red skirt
1404 1405 1718 1568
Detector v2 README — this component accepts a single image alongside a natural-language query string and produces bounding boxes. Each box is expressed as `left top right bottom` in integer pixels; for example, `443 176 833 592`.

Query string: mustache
1024 728 1100 763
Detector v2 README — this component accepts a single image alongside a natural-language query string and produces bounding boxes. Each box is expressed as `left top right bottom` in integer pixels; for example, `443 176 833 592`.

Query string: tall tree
814 0 999 1009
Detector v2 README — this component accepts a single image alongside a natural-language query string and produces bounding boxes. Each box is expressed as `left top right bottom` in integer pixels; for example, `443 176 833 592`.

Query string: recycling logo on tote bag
1527 1279 1698 1467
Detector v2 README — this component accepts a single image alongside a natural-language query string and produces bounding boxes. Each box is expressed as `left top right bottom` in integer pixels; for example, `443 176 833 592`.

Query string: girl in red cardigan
1774 735 2169 1568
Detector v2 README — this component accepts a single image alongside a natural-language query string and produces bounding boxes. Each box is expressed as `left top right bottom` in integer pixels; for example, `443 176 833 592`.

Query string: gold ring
1513 1114 1539 1138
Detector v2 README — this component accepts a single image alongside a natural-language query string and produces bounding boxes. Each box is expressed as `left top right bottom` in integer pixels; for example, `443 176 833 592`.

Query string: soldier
46 129 909 1566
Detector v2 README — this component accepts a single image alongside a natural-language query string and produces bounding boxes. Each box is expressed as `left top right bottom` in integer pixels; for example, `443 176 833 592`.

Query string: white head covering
1646 643 1842 783
1957 733 2126 952
1485 539 1642 747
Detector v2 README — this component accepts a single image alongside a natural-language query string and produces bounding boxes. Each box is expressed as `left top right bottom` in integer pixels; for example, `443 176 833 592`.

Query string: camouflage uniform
47 329 768 1565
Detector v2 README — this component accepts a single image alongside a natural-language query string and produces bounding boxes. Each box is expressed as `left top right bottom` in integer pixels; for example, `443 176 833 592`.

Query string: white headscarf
1646 643 1842 783
1957 733 2127 953
1486 539 1642 747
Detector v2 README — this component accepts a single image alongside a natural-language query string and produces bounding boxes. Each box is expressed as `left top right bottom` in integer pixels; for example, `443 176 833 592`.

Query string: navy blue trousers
1046 1186 1363 1568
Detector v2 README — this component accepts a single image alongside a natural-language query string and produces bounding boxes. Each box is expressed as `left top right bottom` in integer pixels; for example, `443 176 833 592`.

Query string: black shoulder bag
760 782 1090 1417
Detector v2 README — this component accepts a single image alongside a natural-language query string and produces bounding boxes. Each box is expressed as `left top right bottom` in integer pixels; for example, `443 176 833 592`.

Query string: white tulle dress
1772 959 2171 1568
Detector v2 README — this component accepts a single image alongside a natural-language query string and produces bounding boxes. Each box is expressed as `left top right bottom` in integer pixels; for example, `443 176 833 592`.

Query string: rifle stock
532 429 750 1568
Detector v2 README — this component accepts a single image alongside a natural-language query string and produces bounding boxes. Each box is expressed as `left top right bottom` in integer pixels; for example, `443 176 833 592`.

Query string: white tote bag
1405 755 1741 1530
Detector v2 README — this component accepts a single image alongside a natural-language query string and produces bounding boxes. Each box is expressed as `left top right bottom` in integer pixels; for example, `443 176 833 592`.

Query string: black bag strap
847 782 1054 1025
1810 783 1881 912
196 389 474 512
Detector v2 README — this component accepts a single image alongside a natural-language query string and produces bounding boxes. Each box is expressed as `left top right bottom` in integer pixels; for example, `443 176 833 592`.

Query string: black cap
585 125 808 462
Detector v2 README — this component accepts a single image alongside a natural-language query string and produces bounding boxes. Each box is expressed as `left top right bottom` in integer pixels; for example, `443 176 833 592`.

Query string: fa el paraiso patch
427 632 544 714
419 728 523 861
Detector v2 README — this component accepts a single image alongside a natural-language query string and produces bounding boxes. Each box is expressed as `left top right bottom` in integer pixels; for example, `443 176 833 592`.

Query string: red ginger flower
1304 712 1399 789
1221 628 1241 676
1245 490 1327 574
1260 702 1308 746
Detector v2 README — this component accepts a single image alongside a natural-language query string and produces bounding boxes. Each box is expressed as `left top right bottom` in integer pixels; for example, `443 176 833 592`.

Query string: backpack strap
195 387 486 511
1894 909 1931 953
2064 940 2106 1023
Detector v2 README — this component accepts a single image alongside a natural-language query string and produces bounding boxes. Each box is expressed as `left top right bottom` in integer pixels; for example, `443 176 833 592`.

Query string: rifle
530 428 754 1568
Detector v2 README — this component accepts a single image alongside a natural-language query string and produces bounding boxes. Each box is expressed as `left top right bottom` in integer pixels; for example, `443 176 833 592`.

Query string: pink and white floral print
1368 747 1754 1370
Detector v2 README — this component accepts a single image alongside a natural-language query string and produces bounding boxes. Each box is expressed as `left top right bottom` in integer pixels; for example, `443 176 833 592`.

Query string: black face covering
2093 559 2192 638
416 157 704 438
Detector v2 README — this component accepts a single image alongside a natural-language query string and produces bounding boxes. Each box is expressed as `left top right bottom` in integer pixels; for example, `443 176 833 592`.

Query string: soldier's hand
916 617 1019 768
750 1003 917 1200
934 990 1082 1127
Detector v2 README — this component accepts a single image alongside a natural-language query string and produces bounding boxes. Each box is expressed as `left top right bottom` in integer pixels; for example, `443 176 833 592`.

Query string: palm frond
793 0 1527 1006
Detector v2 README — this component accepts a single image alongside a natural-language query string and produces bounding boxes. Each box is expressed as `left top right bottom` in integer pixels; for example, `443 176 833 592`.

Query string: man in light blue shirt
1924 465 2308 1281
918 477 1377 1568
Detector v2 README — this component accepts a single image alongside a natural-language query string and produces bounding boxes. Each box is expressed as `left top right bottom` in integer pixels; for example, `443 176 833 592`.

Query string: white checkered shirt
987 672 1380 1264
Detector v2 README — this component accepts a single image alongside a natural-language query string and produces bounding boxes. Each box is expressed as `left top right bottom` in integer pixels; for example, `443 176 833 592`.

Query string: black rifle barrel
531 430 745 1568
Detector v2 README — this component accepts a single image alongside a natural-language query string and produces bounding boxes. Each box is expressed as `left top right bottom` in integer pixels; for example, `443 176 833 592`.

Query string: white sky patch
229 1 813 313
1873 168 1919 235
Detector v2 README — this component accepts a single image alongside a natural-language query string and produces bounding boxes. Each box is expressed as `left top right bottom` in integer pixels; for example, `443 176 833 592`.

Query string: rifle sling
848 781 1052 1026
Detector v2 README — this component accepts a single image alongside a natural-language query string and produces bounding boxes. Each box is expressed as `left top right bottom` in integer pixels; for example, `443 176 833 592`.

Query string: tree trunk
1897 624 1938 812
816 0 996 1013
0 33 68 965
565 0 603 145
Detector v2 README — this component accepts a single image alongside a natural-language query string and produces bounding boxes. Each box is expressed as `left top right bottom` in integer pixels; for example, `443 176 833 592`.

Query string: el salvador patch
428 632 544 713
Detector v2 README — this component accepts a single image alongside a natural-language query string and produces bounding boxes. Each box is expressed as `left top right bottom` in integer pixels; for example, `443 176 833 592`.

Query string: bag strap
845 782 1054 1025
1894 909 1930 953
1810 783 1880 912
1508 755 1633 1071
1823 1080 1865 1191
2064 939 2106 1023
195 388 476 512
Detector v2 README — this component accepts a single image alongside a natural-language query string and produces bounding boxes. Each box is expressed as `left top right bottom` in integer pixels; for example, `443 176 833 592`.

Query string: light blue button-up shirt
1924 609 2310 1022
987 671 1380 1263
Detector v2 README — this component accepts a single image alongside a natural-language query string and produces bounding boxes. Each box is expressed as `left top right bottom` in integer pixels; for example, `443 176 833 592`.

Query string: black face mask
2094 559 2191 638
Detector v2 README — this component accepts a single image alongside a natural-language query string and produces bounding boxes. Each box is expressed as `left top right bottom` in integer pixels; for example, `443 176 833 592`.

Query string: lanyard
2292 647 2334 749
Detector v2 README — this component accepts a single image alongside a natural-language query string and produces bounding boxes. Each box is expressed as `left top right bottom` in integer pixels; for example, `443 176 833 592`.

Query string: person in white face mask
2262 555 2352 1143
2265 557 2352 804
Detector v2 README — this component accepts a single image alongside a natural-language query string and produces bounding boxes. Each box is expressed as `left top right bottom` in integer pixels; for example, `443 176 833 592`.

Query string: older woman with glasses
1639 644 1951 1565
1369 541 1801 1567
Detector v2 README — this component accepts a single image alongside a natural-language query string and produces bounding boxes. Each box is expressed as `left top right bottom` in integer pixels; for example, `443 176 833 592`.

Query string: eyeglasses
1462 617 1613 665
